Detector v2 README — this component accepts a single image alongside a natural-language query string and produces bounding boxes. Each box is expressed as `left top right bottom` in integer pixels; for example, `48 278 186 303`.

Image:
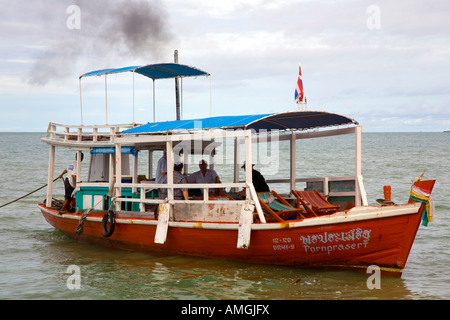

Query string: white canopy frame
78 63 211 126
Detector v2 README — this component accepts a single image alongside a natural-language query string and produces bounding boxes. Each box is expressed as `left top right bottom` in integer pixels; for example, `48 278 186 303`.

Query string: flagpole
298 98 306 111
298 98 307 111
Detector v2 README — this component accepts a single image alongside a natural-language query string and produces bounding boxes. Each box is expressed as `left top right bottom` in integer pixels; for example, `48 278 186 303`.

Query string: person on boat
173 162 189 200
58 152 84 212
156 151 167 199
237 162 270 199
186 159 225 196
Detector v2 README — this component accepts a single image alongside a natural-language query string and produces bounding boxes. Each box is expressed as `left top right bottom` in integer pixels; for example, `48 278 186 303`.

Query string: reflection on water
24 229 421 300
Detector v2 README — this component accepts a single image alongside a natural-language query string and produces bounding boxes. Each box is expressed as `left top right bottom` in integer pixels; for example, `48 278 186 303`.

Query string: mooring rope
0 177 60 209
75 193 118 235
75 207 93 234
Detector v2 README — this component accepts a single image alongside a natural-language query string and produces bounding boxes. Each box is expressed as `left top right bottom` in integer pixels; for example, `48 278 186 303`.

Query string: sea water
0 132 449 300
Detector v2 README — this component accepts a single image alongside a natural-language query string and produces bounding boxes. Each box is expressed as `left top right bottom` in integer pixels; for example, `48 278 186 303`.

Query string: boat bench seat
256 191 305 222
291 190 339 216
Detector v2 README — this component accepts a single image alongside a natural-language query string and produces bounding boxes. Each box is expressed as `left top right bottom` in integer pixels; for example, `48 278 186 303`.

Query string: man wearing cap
58 152 84 212
238 162 270 199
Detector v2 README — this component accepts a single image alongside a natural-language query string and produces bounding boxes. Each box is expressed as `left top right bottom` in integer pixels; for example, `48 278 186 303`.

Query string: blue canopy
80 63 210 80
123 111 358 134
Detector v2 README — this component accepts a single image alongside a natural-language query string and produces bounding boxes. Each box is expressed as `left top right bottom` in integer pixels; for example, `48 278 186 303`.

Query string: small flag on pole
295 65 304 104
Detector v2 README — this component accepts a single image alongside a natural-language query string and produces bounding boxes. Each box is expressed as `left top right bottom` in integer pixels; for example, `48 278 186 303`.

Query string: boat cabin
41 63 367 225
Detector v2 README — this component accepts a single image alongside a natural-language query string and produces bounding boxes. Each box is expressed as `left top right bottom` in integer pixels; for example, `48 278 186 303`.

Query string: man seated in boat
186 159 225 196
173 162 189 200
237 162 270 199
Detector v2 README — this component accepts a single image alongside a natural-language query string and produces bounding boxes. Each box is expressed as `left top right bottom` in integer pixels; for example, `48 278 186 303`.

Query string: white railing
44 122 139 144
79 176 364 220
113 182 245 204
78 175 364 220
78 181 248 206
78 181 266 223
265 175 365 201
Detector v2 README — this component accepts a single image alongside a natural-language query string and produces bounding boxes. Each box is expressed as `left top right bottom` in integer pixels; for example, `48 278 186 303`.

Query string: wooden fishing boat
38 61 435 276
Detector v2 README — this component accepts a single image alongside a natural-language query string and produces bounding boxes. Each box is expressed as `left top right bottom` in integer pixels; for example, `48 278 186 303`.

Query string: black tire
101 210 115 237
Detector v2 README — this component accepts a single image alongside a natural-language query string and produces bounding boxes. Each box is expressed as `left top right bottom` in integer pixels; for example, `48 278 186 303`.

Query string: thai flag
295 65 304 104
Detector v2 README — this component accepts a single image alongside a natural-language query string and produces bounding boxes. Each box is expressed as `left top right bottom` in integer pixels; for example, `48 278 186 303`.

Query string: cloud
1 0 449 131
26 0 174 85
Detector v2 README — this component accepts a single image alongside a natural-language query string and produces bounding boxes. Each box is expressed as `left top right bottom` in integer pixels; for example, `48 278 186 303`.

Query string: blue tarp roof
79 63 210 80
123 111 358 134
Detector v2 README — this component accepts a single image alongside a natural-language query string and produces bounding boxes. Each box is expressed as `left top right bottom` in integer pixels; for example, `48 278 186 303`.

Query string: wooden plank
173 202 243 222
248 183 266 223
237 203 254 249
154 203 170 244
115 211 155 219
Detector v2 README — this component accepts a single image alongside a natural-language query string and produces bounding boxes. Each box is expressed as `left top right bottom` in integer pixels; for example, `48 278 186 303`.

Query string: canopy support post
233 137 240 193
132 151 138 194
244 131 252 200
108 153 114 196
243 130 266 223
46 145 55 207
210 76 212 117
180 78 183 120
355 126 367 206
105 75 108 125
79 78 83 126
152 79 156 122
76 150 82 193
132 70 135 124
174 50 180 121
148 150 153 180
290 131 296 192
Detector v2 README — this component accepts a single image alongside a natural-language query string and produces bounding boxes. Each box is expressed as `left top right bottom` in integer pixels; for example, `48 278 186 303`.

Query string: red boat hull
39 180 435 276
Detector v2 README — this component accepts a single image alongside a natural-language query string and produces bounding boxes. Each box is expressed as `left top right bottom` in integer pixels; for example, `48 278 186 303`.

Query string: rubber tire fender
101 210 115 237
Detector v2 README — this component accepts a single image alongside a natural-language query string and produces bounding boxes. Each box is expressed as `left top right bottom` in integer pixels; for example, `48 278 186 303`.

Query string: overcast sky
1 0 449 132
